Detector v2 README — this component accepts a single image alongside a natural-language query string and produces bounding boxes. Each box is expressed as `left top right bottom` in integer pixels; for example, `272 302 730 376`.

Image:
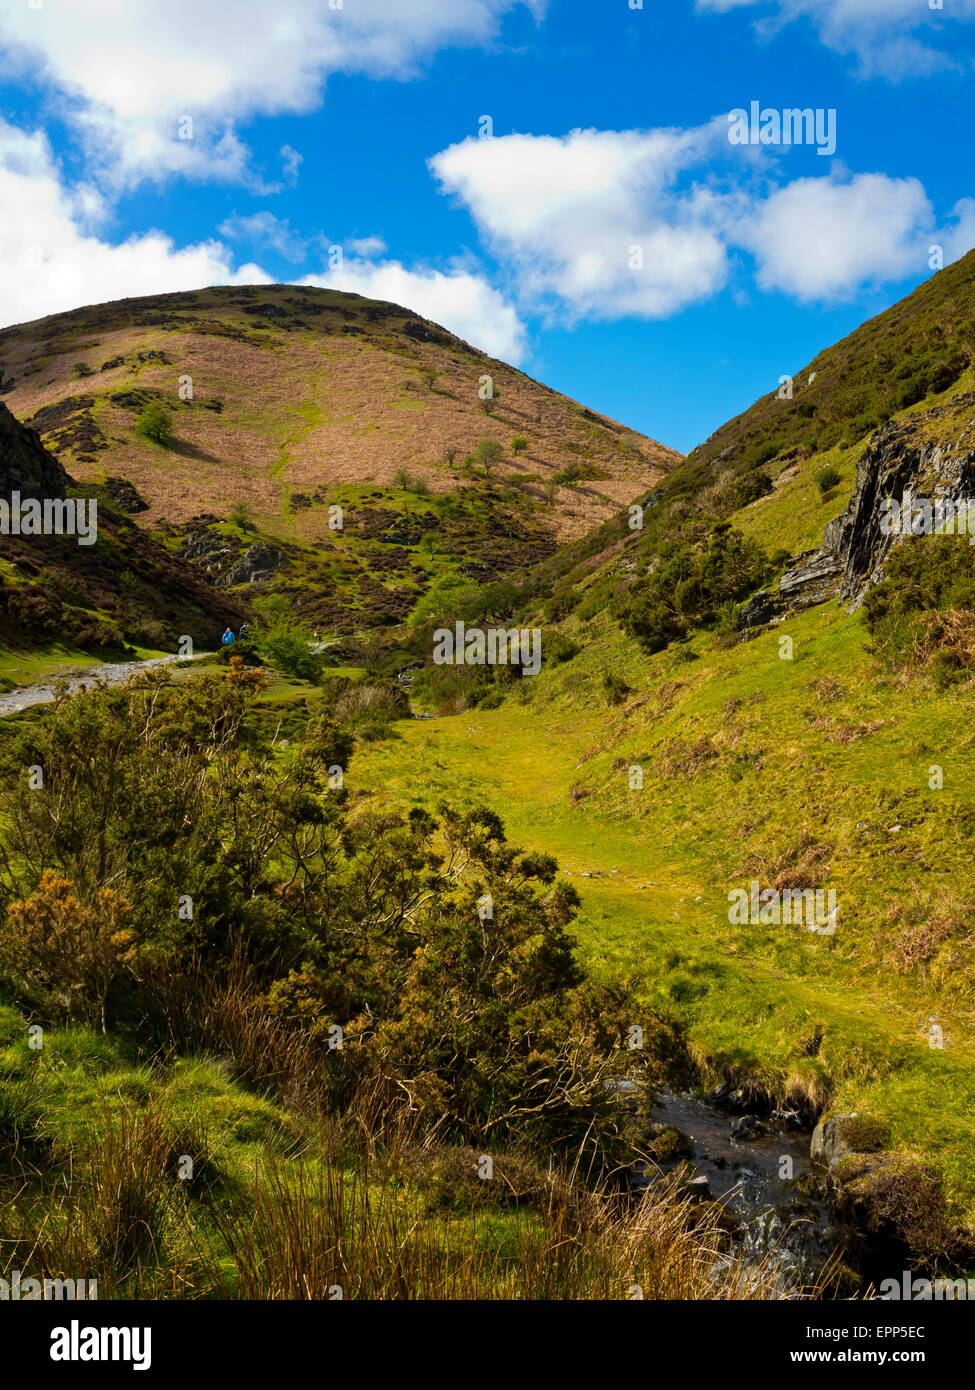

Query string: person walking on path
221 627 236 646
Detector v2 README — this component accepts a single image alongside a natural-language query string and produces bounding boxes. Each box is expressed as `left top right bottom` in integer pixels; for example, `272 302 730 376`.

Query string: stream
635 1089 836 1293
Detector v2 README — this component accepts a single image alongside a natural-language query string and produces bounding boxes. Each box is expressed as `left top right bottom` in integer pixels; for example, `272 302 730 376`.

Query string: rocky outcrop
826 408 975 608
741 399 975 633
0 398 70 500
740 546 845 629
810 1113 888 1167
221 543 285 587
811 1115 858 1166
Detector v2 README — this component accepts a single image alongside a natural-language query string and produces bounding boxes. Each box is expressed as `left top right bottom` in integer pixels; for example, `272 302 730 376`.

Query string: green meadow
351 596 975 1218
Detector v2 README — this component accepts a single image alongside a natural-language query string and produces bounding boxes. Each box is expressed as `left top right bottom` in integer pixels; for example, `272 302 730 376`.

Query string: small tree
135 401 175 447
254 596 324 682
422 370 439 392
817 466 841 495
511 436 529 456
553 461 585 488
480 388 500 416
473 438 504 474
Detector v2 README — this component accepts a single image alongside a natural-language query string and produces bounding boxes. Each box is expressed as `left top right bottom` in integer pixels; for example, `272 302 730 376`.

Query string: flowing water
635 1089 835 1292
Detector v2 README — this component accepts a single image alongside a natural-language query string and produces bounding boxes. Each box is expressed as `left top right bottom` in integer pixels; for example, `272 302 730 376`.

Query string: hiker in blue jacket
221 627 235 646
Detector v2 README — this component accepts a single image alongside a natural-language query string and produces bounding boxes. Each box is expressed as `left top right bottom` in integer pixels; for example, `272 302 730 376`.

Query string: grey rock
827 414 975 610
0 399 70 500
221 544 285 587
740 546 844 631
810 1114 858 1166
730 1114 764 1142
740 404 975 635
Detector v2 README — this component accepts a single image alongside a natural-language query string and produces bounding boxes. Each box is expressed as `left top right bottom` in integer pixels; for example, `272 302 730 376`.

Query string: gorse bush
863 535 975 677
0 668 647 1159
617 524 772 654
0 873 136 1032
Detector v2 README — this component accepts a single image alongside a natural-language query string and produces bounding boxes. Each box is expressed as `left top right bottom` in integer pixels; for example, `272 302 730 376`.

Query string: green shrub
733 469 773 507
602 672 631 706
817 466 841 494
544 631 580 665
254 597 324 682
618 526 772 655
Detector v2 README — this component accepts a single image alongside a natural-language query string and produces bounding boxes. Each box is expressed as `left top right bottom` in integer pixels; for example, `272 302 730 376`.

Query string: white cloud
0 0 544 188
297 258 528 362
430 123 735 322
219 211 312 263
734 172 933 299
429 124 973 318
0 120 526 363
346 235 389 258
695 0 975 77
0 121 270 328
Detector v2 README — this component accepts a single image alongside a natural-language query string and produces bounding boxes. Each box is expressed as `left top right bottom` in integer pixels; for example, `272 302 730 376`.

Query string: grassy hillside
351 598 975 1220
339 253 975 1236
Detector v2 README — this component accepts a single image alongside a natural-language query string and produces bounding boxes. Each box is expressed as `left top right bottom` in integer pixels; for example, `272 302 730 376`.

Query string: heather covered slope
0 284 678 632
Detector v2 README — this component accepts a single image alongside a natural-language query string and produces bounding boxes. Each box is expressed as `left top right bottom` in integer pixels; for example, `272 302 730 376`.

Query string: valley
2 257 975 1301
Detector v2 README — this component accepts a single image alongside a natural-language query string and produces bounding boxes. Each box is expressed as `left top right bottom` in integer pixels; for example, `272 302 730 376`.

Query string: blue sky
0 0 973 453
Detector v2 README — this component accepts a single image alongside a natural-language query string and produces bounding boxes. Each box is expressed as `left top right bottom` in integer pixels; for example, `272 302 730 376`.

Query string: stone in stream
810 1112 889 1166
729 1114 764 1142
645 1123 695 1162
682 1174 711 1198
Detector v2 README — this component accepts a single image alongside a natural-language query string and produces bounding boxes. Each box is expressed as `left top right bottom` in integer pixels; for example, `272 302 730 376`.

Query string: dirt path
0 653 211 718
